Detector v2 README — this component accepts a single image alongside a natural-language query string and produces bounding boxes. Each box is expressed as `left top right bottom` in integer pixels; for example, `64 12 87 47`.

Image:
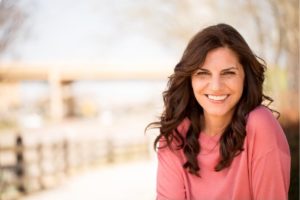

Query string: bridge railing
0 130 150 200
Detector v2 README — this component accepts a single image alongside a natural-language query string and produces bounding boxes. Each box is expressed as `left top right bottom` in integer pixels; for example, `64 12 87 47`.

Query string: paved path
21 159 157 200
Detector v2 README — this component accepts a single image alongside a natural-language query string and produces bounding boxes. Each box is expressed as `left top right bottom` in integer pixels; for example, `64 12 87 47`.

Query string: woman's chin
203 108 234 119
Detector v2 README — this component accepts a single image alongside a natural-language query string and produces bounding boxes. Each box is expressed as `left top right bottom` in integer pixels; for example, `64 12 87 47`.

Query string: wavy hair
147 23 275 176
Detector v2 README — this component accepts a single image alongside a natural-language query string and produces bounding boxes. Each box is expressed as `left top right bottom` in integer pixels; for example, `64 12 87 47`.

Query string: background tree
128 0 299 117
0 0 26 56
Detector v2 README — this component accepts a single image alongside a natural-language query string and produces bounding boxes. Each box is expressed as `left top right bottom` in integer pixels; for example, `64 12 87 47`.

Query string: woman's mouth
205 94 229 101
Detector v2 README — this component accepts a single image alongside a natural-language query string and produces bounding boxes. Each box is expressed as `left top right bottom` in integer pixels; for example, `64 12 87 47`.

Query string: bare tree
128 0 299 112
268 0 299 91
125 0 218 51
0 0 25 55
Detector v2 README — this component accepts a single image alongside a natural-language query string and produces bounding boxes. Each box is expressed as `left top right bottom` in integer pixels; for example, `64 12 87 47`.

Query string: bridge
0 63 172 121
0 63 171 81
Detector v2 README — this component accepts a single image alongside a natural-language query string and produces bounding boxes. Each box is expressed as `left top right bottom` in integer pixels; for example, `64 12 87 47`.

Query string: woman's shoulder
246 105 279 129
158 118 190 148
247 105 274 120
157 118 190 161
177 117 191 136
245 105 289 156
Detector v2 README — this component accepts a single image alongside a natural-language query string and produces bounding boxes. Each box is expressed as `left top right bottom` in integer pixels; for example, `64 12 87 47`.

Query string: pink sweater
156 106 290 200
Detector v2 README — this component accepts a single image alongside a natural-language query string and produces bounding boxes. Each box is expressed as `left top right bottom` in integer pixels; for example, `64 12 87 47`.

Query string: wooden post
106 139 114 163
15 135 25 193
63 139 69 176
48 69 64 122
37 143 45 190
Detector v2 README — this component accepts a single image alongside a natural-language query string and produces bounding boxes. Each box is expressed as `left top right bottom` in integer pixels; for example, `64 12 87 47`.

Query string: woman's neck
201 113 233 136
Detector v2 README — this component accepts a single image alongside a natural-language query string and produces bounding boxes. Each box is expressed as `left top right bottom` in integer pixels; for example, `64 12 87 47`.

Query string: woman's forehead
198 47 242 70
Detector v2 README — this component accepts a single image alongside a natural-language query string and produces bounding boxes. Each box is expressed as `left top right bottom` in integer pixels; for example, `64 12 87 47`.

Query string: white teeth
207 95 228 101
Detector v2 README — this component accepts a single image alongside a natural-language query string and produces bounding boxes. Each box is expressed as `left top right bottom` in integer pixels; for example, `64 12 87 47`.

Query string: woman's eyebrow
222 67 238 71
199 66 238 71
198 68 210 71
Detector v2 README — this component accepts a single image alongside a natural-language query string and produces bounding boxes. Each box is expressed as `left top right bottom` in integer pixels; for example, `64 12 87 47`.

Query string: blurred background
0 0 298 199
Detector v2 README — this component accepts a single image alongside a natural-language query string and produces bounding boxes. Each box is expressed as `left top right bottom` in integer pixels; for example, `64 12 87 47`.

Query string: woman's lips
205 94 229 102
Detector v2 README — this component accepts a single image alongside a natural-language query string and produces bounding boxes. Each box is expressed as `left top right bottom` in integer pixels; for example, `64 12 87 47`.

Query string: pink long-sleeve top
156 106 291 200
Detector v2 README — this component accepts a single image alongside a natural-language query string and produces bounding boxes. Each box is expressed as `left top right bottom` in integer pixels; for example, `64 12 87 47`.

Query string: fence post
106 138 114 163
15 135 25 193
63 139 69 176
37 143 45 190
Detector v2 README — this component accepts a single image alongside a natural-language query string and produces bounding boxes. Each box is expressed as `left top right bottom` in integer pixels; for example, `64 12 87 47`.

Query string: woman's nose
210 76 223 91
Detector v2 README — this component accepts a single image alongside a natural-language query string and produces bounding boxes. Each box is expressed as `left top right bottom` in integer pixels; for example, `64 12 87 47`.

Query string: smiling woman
191 47 245 130
146 23 290 200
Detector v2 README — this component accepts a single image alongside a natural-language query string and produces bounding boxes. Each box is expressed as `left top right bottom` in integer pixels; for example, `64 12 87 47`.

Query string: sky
1 0 282 71
1 0 286 109
2 0 180 69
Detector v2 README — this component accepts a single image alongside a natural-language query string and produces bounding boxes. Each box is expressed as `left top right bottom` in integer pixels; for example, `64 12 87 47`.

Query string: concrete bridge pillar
48 69 64 122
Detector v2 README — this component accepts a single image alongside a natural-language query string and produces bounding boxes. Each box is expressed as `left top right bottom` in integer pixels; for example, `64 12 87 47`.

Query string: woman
147 24 290 200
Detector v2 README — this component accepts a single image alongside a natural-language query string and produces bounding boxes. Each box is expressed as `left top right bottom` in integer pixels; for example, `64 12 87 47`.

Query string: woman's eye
196 71 209 76
222 71 236 76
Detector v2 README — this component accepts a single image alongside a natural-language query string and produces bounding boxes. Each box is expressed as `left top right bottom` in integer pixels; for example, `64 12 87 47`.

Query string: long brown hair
147 23 274 176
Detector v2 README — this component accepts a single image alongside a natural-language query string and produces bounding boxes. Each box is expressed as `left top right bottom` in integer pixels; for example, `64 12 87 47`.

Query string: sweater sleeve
156 144 187 200
156 118 190 200
247 107 291 200
252 148 290 200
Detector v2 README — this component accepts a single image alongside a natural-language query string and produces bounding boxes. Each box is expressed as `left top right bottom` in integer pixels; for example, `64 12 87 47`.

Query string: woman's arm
247 107 291 200
156 145 187 200
251 147 290 200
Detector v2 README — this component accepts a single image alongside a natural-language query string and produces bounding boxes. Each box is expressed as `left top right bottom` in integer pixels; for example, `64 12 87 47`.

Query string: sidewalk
20 158 157 200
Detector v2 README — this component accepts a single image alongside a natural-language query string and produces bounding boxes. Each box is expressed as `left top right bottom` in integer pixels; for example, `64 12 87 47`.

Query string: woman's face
191 47 245 122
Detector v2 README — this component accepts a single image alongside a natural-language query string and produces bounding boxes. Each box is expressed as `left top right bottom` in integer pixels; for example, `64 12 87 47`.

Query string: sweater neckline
198 132 221 155
200 131 222 141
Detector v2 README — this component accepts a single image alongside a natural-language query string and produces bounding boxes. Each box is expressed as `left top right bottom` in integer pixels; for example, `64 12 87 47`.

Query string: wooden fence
0 133 150 200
